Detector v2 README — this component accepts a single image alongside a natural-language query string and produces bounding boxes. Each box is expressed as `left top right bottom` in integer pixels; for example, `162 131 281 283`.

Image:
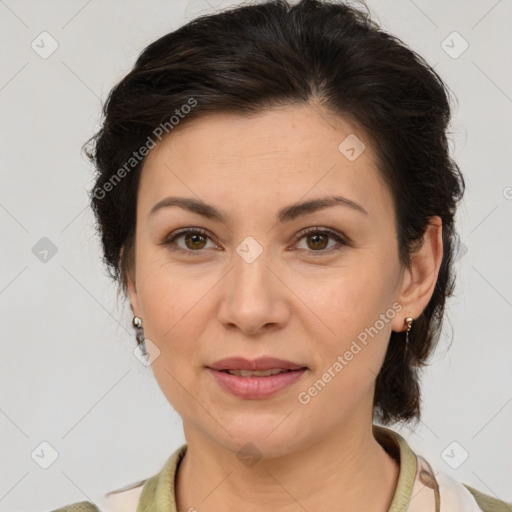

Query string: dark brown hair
83 0 465 426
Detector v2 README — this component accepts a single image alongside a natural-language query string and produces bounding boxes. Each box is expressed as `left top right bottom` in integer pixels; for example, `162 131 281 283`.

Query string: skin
126 103 443 512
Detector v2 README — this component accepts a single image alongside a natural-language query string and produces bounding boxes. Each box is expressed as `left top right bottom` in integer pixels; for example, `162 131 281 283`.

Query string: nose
216 248 290 336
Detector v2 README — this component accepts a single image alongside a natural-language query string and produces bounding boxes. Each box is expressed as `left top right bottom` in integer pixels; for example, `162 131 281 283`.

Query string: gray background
1 0 511 510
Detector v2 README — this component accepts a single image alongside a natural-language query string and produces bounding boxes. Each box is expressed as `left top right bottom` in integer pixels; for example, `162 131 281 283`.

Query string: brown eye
305 232 329 250
159 228 216 255
294 227 347 255
183 232 208 250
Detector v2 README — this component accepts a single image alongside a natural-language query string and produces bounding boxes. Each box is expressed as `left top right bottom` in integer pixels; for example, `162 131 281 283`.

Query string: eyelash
159 226 348 257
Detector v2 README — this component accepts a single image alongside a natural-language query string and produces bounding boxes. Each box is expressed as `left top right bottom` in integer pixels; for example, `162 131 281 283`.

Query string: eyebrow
149 195 368 223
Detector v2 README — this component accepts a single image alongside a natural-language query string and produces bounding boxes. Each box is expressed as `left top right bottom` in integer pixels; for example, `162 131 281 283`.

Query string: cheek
137 272 205 413
305 268 394 380
135 250 204 338
308 267 387 332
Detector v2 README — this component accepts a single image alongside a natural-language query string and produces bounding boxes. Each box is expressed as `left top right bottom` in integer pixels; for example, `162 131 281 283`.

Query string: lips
206 356 308 399
207 367 307 399
224 368 289 377
206 357 309 399
207 356 307 372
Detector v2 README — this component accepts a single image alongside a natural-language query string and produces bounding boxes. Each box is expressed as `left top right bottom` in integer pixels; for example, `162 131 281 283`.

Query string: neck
175 422 400 512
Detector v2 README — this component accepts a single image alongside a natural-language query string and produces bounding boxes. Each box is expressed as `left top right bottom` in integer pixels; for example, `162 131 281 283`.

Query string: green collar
136 425 417 512
374 425 418 512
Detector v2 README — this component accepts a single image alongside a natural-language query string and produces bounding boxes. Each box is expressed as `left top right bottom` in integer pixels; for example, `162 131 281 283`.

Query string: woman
51 0 511 510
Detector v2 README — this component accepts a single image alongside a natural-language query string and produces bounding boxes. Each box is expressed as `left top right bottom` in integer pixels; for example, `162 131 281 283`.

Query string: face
127 104 414 457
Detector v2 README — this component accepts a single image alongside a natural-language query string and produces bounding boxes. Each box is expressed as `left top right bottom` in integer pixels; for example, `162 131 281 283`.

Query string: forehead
138 104 394 222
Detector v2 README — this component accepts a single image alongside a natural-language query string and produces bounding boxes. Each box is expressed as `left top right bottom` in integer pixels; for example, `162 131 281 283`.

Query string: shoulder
422 457 512 512
378 426 511 512
462 483 512 512
46 444 187 512
46 478 146 512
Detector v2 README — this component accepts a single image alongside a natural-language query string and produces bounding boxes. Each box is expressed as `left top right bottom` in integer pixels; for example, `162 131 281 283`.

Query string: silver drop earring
132 315 147 357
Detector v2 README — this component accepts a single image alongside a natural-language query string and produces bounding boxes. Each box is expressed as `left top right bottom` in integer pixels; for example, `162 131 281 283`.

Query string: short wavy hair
83 0 465 426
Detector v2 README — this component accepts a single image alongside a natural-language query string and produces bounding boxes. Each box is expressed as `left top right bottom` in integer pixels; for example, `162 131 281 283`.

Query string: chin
212 415 306 459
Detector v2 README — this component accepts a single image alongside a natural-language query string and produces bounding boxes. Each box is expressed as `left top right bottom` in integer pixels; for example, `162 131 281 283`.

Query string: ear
391 216 444 333
121 245 141 318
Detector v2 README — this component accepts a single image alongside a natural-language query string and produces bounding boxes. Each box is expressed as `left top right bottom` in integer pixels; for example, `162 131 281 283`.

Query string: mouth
206 364 308 399
206 356 309 398
207 356 308 372
215 368 304 377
